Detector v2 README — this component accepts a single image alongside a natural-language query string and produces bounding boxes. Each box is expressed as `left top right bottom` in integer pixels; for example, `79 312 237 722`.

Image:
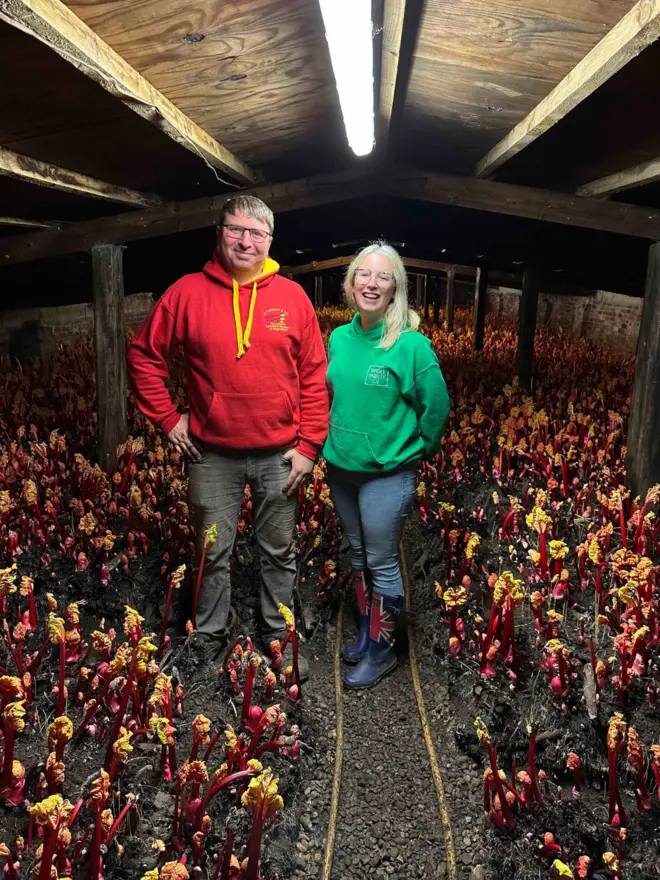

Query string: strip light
319 0 374 157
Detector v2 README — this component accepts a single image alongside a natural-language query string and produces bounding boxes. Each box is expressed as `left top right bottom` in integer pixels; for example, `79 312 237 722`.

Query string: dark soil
0 539 319 880
405 476 660 880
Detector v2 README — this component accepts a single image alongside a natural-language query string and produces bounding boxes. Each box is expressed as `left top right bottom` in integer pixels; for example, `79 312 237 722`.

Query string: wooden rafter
384 168 660 240
4 166 660 267
577 156 660 199
283 254 475 276
0 169 380 265
0 0 255 185
378 0 406 153
474 0 660 180
0 216 64 229
0 146 167 207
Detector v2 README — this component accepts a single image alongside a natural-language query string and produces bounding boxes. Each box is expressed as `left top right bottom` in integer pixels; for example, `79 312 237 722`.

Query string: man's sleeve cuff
161 412 182 435
296 439 319 461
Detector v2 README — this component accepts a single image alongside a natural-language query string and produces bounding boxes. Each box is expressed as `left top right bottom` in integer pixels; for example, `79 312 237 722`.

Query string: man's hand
282 448 314 496
167 413 202 461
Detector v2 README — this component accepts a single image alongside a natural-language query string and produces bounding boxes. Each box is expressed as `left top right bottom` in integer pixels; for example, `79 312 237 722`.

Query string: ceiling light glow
319 0 374 157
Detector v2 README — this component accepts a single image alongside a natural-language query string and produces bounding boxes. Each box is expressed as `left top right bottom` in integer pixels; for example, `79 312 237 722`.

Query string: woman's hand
166 413 202 461
282 448 314 496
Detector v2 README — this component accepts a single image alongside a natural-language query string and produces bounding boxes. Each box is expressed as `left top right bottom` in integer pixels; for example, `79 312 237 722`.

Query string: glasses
222 224 272 243
354 268 394 286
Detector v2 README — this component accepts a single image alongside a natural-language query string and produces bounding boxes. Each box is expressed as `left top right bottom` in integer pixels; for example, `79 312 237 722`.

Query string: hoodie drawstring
232 280 258 359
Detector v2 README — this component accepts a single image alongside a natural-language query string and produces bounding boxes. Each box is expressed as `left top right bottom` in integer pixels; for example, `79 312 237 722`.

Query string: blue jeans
327 465 417 598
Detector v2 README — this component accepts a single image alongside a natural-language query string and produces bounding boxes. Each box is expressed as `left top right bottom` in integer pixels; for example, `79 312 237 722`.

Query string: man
127 195 328 679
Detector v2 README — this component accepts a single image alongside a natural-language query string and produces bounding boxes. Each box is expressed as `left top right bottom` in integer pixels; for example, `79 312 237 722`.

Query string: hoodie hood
203 251 280 289
202 252 281 360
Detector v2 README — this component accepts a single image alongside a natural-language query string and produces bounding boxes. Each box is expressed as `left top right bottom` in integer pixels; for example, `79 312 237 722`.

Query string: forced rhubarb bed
0 307 658 880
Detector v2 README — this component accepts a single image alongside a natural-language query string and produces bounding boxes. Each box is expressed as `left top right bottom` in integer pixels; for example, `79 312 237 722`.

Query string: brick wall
487 287 643 354
0 292 155 356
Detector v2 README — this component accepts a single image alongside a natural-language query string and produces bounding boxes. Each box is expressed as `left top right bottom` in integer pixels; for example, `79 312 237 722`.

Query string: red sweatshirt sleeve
126 290 182 435
296 310 329 460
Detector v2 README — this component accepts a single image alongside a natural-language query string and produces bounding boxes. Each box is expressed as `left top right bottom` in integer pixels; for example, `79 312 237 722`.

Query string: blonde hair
218 195 274 233
344 242 419 349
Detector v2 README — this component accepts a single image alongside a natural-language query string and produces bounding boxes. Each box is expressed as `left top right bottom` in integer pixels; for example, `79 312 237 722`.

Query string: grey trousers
188 448 298 639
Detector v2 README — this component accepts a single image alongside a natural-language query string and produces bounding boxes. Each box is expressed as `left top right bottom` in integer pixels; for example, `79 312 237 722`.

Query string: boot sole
341 651 366 665
343 657 398 690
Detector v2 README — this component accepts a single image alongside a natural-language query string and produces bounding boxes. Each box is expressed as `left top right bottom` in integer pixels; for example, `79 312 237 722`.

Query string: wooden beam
7 165 660 267
516 264 541 390
283 253 476 276
474 0 660 179
627 242 660 498
384 169 660 240
0 147 166 208
577 156 660 199
387 0 425 156
0 216 65 229
445 268 455 332
0 170 379 266
0 0 254 185
472 266 488 351
92 244 127 472
378 0 406 156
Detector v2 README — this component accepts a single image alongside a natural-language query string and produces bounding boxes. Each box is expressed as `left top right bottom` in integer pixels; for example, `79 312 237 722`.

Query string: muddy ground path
287 522 487 880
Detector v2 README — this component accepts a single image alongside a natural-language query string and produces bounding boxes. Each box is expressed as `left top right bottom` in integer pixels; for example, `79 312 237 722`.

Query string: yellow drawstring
232 280 259 359
243 283 258 350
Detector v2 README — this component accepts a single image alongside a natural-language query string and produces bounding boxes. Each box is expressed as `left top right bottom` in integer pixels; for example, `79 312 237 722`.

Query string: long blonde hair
343 242 419 350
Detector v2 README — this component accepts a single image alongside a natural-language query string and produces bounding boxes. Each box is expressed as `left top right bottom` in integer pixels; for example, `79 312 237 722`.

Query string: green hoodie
323 314 450 473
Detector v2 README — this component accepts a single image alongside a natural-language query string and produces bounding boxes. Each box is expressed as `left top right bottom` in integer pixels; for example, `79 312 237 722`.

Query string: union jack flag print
354 575 369 616
370 594 396 645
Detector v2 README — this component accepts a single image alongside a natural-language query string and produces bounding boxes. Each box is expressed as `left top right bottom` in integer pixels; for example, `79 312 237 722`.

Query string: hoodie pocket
327 422 383 470
201 390 295 447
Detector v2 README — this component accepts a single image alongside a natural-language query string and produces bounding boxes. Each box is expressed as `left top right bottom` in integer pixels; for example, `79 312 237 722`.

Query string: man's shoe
342 573 370 664
280 640 310 684
343 593 401 689
196 630 229 662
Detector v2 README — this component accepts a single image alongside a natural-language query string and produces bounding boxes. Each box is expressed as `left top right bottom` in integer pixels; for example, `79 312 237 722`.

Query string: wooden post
627 242 660 498
472 265 489 351
433 275 442 326
516 264 541 389
445 268 455 332
92 244 128 473
314 275 323 309
415 274 423 309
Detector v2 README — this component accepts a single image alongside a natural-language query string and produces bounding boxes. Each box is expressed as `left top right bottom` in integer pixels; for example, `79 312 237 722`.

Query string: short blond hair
344 242 419 350
218 195 274 233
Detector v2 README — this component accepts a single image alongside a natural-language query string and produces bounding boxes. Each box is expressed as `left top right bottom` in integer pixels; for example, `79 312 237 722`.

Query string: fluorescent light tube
319 0 374 157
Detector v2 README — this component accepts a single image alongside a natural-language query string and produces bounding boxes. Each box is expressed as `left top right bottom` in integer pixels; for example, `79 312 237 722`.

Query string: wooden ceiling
2 0 660 295
400 0 640 174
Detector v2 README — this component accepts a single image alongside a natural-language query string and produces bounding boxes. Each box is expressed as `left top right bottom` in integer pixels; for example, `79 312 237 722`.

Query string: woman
324 242 450 689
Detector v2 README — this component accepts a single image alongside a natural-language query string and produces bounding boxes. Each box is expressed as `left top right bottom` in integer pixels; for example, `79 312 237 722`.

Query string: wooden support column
627 242 660 498
472 266 489 351
445 268 456 332
92 244 128 472
423 275 431 322
314 275 323 309
516 264 541 389
431 276 439 326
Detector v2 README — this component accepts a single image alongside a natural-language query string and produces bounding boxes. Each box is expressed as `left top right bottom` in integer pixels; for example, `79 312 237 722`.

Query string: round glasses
354 268 394 286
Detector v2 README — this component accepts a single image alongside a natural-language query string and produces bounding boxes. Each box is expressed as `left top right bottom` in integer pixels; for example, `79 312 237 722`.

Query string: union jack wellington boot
342 572 371 664
343 592 400 689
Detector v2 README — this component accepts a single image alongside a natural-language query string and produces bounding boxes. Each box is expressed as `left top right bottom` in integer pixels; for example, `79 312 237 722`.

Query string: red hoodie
127 253 329 460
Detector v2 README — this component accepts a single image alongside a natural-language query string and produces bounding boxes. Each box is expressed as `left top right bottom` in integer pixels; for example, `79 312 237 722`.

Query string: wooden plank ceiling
62 0 340 170
399 0 640 174
5 0 660 290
